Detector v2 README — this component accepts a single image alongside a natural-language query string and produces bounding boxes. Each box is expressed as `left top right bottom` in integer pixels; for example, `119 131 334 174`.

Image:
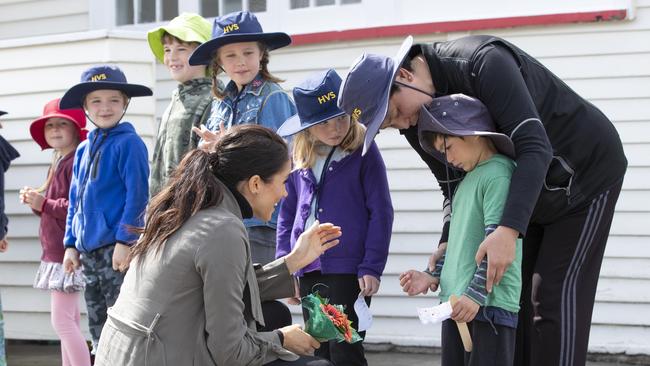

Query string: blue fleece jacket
64 122 149 252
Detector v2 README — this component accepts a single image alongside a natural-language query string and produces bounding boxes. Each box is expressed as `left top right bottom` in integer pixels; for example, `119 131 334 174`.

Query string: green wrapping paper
302 292 362 343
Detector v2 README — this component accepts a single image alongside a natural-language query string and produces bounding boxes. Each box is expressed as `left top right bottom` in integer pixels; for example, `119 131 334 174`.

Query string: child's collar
224 73 266 98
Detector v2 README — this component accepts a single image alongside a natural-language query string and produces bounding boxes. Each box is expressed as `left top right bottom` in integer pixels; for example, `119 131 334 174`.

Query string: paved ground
5 341 647 365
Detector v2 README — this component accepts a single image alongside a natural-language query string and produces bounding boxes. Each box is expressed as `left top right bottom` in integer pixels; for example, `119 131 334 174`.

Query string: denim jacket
204 72 296 228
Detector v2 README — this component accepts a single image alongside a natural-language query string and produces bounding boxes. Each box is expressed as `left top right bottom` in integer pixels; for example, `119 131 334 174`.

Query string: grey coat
95 181 298 365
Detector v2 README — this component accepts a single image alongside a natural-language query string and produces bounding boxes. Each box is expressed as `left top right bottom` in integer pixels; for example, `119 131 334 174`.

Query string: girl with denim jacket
189 10 296 266
276 70 393 366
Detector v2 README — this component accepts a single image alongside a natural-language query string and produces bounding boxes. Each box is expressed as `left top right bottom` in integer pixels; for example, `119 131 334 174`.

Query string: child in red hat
19 98 91 366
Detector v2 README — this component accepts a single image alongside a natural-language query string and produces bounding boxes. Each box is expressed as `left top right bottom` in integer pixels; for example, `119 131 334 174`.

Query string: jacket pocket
84 211 112 247
532 155 575 223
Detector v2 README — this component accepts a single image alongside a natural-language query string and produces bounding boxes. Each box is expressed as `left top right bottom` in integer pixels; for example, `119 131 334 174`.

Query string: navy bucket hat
277 69 346 137
189 10 291 66
417 94 515 163
338 36 413 155
60 65 153 109
0 111 6 116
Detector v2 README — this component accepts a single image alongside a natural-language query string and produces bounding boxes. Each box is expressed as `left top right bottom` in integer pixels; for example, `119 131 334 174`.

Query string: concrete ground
5 341 647 365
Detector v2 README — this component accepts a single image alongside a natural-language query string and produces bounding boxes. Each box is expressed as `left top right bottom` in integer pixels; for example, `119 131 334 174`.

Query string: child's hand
451 295 480 323
193 122 226 152
112 243 131 272
358 274 380 297
63 248 80 273
20 187 45 212
399 270 439 296
0 236 8 252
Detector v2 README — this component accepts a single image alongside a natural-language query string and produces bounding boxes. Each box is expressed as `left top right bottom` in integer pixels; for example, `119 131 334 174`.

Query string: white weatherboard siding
0 30 156 340
0 0 89 40
0 0 648 356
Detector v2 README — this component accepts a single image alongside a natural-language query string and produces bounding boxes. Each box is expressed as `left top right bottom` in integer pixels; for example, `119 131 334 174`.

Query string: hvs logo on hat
352 107 362 122
318 92 336 105
223 24 239 33
90 73 107 82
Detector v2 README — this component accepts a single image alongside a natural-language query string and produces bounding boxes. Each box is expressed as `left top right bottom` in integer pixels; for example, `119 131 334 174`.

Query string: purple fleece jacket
276 142 393 279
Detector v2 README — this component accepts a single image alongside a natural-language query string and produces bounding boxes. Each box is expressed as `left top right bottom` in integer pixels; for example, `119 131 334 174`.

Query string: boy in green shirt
399 94 522 365
147 13 218 196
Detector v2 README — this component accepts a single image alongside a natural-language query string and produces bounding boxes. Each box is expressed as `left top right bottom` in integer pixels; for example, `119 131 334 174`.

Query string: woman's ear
247 175 262 195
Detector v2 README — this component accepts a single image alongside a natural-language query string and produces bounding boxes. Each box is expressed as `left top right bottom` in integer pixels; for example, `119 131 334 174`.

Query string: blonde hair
292 117 365 169
36 128 81 193
210 42 284 99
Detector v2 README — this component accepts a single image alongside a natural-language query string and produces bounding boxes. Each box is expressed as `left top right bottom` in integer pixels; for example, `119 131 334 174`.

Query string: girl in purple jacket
20 99 91 366
276 69 393 366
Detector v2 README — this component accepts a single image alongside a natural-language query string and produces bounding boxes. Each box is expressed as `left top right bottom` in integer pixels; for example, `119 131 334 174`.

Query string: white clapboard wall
0 30 156 339
0 0 648 356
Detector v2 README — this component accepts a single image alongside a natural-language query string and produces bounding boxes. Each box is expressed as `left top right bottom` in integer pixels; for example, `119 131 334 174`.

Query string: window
290 0 359 9
199 0 266 18
117 0 179 25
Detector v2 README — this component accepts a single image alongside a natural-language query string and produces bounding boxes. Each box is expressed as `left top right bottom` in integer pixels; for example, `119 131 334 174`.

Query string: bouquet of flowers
301 292 362 343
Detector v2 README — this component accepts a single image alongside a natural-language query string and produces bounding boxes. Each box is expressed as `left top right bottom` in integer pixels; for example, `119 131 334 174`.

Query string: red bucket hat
30 98 88 150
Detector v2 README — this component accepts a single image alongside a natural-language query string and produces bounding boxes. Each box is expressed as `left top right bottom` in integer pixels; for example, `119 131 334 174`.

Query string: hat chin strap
84 98 131 129
394 81 435 99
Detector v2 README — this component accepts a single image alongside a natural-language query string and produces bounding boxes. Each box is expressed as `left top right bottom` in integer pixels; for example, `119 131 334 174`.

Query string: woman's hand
399 270 438 296
474 226 518 293
193 121 226 152
63 248 80 273
358 275 380 297
112 243 131 272
284 221 341 274
279 324 320 355
451 295 480 323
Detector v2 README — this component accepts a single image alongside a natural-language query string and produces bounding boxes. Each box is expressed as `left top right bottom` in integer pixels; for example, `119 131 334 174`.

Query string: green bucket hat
147 13 212 63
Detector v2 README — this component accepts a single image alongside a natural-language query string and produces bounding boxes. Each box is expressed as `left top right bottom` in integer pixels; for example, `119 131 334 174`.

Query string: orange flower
321 304 353 342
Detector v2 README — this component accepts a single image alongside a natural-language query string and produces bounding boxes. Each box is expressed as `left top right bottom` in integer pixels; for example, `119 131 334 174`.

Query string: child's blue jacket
64 122 149 252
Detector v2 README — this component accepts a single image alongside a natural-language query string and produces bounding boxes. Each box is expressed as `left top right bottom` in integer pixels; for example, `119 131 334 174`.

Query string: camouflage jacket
149 77 213 197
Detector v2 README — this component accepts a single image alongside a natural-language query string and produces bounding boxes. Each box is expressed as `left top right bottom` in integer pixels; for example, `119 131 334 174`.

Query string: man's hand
475 226 518 293
451 295 480 323
399 270 439 296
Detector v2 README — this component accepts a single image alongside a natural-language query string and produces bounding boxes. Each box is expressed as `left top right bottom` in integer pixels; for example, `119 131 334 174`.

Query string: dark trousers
266 356 333 366
515 180 623 366
247 226 277 265
299 273 370 366
80 245 125 351
441 318 516 366
258 300 293 332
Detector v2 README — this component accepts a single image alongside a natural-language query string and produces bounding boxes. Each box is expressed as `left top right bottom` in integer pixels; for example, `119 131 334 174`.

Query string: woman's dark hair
129 124 288 262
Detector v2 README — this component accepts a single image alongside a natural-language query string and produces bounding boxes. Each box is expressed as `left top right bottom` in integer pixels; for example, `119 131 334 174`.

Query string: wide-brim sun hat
277 69 346 137
147 13 212 63
189 10 291 66
417 94 515 163
30 98 88 150
60 65 153 109
338 36 413 155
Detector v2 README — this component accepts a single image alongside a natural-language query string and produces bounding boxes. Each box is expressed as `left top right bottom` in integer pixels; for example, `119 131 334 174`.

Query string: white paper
354 295 373 332
417 301 453 325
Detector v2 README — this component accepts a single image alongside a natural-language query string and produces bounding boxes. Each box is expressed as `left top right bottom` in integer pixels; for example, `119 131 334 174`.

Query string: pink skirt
33 261 85 293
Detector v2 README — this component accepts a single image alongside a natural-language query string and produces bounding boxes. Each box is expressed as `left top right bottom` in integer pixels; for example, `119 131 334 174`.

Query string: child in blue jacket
276 69 393 366
60 65 151 354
